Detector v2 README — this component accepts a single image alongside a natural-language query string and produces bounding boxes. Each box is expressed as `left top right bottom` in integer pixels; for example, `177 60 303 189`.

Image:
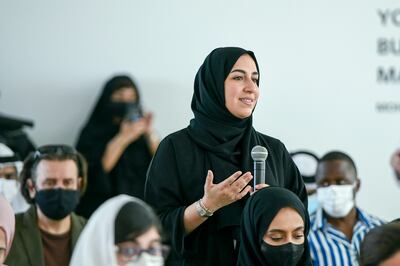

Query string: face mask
107 102 135 118
307 193 319 215
0 178 19 202
35 188 80 220
125 253 164 266
316 184 355 218
261 242 304 266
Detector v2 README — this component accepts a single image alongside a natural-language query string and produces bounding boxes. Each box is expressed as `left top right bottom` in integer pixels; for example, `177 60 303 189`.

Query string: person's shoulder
255 131 289 157
256 131 285 148
158 128 194 149
309 212 319 228
71 212 87 228
308 209 325 234
15 205 36 227
162 128 190 141
357 208 386 227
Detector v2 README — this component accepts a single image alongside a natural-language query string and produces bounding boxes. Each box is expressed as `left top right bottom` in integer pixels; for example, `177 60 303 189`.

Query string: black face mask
260 242 304 266
35 188 80 220
106 102 132 117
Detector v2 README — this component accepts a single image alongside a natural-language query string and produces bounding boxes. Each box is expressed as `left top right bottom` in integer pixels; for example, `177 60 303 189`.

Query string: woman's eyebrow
294 226 305 231
230 69 259 76
267 229 285 233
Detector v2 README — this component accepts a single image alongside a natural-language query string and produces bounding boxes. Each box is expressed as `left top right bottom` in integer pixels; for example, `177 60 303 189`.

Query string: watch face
196 200 210 217
199 208 207 216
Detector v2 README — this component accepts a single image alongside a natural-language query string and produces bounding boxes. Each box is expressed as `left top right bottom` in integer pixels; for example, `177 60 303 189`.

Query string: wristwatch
196 199 214 217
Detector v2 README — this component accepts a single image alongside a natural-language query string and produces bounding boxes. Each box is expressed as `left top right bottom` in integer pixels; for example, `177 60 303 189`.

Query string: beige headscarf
0 195 15 260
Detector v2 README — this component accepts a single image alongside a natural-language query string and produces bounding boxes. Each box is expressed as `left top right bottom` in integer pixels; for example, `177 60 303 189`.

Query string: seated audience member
70 194 168 266
291 150 320 215
76 75 159 218
0 195 15 265
308 151 385 266
360 222 400 266
5 145 87 266
0 143 29 213
238 187 312 266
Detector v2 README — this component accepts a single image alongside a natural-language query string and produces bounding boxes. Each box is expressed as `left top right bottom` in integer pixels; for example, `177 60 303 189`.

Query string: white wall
1 0 399 220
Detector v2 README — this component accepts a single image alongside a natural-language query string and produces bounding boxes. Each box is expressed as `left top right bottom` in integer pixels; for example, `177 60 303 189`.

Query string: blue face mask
307 193 319 215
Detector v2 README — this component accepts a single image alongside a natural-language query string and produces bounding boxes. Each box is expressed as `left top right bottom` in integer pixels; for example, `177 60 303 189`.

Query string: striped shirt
308 207 385 266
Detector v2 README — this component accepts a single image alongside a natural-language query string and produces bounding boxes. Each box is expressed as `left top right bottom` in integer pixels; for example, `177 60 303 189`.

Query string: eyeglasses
115 244 170 262
33 145 78 160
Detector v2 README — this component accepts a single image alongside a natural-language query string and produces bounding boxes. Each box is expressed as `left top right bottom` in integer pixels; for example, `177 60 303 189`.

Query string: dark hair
19 144 88 203
360 223 400 265
320 151 357 176
114 201 162 244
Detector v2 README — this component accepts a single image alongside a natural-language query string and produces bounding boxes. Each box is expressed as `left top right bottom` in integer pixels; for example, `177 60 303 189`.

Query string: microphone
251 146 268 189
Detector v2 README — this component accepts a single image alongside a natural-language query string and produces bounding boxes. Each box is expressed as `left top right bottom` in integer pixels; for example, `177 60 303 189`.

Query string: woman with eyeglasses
75 75 159 218
70 194 168 266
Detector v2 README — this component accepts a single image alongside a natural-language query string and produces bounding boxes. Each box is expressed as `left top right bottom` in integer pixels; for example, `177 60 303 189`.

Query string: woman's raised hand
202 170 253 212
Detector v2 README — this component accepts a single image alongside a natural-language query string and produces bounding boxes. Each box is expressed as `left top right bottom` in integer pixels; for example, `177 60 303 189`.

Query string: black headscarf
77 75 142 159
238 187 311 266
88 75 140 124
186 47 261 231
187 47 260 161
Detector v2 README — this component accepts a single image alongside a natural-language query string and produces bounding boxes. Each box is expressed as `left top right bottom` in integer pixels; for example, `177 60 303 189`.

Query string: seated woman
238 187 311 266
70 194 168 266
0 195 15 265
360 222 400 266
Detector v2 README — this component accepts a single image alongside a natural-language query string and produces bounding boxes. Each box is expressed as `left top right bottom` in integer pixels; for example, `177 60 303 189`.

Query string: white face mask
125 253 164 266
316 184 355 218
0 178 19 202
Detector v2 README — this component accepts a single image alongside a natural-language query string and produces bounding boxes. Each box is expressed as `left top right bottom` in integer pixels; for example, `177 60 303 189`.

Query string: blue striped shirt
308 207 385 266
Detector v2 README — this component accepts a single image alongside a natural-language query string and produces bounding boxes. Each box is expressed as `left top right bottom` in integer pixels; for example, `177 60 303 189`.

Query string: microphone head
251 145 268 161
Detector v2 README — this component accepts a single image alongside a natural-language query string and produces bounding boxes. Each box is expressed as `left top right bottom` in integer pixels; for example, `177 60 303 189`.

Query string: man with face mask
5 144 87 266
308 151 385 266
0 143 29 213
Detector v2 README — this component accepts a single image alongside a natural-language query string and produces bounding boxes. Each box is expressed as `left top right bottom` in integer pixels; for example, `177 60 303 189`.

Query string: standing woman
144 47 307 265
76 75 159 218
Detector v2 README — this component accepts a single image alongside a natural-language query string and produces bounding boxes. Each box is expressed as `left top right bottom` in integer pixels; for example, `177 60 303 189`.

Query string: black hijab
77 75 140 147
88 75 140 125
187 47 260 162
186 47 262 231
238 187 311 266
